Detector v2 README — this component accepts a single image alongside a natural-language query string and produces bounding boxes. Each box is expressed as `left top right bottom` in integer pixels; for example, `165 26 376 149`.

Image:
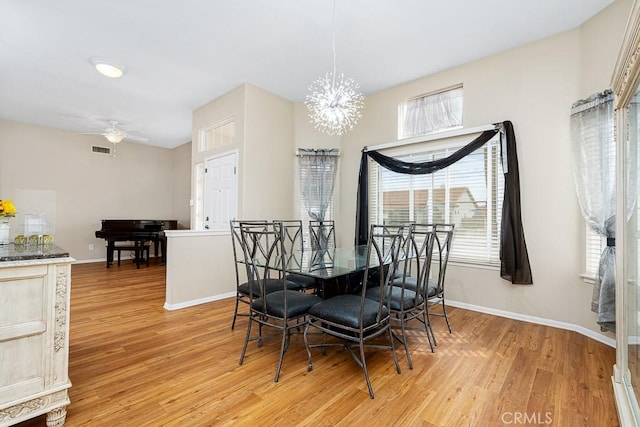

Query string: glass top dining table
282 245 378 280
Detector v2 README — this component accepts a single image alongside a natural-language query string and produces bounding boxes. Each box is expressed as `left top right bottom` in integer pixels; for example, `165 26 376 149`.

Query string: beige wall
326 0 632 336
192 84 246 221
244 84 296 219
168 84 297 308
172 141 192 229
0 119 191 261
192 83 297 222
165 232 235 308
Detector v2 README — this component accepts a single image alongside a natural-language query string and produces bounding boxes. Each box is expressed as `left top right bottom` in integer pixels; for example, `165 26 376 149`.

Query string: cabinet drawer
0 273 47 329
0 334 46 405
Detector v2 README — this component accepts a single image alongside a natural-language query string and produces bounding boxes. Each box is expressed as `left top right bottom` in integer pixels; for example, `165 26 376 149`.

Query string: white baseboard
73 255 160 265
164 291 236 311
447 299 616 348
73 257 105 264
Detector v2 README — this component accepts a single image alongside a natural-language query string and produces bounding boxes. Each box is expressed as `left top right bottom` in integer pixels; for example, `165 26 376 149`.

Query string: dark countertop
0 243 70 262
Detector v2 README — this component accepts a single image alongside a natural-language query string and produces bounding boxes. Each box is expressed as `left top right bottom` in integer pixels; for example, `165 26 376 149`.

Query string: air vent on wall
92 145 111 155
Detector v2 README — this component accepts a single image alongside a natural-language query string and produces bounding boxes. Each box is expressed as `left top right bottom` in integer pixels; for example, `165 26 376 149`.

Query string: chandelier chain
332 0 336 87
305 0 364 136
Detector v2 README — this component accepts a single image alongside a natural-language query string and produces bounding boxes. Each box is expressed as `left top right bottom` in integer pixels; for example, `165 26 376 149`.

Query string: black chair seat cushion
392 277 437 297
251 290 322 318
286 273 318 290
368 266 403 286
426 279 438 297
364 285 423 311
308 295 389 329
238 279 300 297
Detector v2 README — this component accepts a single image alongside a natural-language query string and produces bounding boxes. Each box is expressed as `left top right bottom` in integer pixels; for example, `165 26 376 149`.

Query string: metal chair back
309 220 336 250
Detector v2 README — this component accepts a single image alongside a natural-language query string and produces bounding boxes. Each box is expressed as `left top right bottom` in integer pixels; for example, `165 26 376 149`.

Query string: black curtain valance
355 120 533 285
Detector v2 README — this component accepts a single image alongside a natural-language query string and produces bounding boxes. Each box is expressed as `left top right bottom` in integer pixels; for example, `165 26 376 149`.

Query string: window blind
298 150 338 249
585 225 604 278
370 137 504 265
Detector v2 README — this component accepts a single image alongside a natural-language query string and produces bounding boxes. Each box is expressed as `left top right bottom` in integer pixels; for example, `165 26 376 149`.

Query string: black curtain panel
355 120 533 285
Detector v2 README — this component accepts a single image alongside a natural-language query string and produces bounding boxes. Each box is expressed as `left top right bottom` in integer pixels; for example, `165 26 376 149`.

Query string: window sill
580 273 596 284
448 260 500 271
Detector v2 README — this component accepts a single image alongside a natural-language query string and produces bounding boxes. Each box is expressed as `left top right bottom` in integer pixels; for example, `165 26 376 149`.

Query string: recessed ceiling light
90 57 125 78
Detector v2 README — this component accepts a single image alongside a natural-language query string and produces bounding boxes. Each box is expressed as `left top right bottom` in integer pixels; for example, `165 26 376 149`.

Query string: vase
0 219 10 245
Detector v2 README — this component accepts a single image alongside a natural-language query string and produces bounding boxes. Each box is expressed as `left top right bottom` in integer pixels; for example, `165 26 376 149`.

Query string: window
369 136 504 265
198 118 236 152
398 85 463 139
298 149 339 249
585 226 604 278
299 200 335 250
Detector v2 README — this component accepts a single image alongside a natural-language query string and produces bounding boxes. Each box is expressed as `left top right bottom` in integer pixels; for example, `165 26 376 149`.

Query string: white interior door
203 151 237 231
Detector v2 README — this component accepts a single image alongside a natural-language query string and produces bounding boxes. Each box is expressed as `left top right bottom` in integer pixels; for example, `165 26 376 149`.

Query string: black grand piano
95 219 178 268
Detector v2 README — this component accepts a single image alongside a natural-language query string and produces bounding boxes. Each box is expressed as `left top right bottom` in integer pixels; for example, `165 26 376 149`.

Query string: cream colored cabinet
0 255 73 426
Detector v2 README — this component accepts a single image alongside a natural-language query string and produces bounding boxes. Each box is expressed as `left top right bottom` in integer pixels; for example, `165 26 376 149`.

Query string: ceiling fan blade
124 134 149 143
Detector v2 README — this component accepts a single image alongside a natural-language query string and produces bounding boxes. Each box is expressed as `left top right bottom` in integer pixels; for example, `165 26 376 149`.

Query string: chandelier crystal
305 0 364 136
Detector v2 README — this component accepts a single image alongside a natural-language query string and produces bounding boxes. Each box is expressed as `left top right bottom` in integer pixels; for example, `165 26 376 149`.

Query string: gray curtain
570 90 616 332
298 149 339 221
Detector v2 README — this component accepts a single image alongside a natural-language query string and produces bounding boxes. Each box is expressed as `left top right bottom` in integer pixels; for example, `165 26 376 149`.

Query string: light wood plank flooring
16 261 618 426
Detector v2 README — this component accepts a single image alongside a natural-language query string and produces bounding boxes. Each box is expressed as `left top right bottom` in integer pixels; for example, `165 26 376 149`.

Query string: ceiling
0 0 615 149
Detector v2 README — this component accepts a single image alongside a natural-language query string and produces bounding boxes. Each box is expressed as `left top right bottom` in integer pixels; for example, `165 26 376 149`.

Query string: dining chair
364 224 436 367
427 223 455 335
309 220 336 250
392 223 455 344
273 220 320 292
229 220 300 330
238 222 322 382
303 224 404 399
369 221 414 284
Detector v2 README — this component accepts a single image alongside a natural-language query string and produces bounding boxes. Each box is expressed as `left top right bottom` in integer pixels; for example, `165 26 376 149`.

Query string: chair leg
388 326 401 375
442 299 452 333
359 340 375 399
231 296 241 330
303 323 313 372
239 315 253 365
274 326 288 383
135 244 141 269
425 306 438 348
422 309 435 353
398 316 413 370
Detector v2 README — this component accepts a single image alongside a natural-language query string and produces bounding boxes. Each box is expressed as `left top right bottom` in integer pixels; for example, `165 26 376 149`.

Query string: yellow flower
0 200 16 218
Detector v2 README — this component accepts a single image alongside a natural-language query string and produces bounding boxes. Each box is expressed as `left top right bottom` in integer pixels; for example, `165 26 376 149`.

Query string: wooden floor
16 261 618 427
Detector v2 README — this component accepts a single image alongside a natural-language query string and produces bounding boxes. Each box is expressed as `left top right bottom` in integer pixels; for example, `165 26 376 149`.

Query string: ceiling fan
79 120 149 144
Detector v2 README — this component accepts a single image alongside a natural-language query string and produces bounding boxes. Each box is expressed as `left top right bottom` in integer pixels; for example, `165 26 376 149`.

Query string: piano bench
114 241 151 268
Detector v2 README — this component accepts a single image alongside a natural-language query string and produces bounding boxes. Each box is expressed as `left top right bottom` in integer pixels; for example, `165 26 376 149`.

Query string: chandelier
305 0 364 136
